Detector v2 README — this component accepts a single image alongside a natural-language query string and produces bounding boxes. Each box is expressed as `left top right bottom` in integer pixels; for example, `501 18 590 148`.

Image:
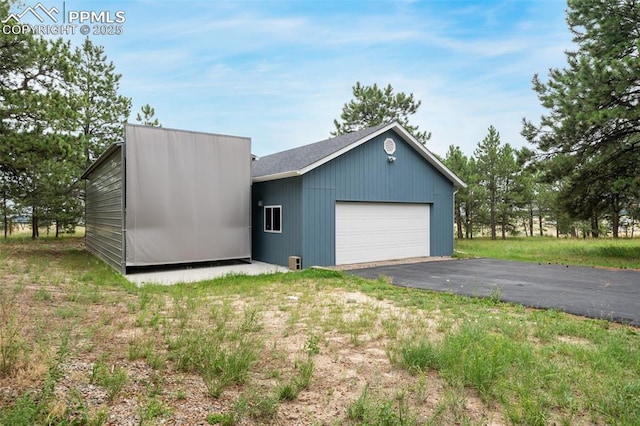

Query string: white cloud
61 0 573 160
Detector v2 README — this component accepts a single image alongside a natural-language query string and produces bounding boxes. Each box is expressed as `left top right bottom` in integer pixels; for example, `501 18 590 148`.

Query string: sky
11 0 575 157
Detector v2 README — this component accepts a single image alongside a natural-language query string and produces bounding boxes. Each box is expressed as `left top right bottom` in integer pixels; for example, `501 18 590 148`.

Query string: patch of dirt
0 240 504 425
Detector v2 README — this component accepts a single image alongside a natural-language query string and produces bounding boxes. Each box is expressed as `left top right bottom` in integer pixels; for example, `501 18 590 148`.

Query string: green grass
455 236 640 269
1 237 639 425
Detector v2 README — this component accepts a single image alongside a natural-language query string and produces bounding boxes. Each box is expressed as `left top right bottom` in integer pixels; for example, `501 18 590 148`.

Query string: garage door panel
335 202 430 265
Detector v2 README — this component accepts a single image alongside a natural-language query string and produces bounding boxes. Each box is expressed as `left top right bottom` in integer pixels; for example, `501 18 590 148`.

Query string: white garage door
335 202 430 265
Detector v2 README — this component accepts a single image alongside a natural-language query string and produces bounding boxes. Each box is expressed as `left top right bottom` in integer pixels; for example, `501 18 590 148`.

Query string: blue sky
15 0 574 157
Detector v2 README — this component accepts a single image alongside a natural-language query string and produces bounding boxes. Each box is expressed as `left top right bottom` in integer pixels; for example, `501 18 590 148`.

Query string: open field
455 237 640 270
1 237 639 425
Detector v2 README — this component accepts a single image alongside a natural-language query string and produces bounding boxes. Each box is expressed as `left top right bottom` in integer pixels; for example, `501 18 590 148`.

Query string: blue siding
301 130 454 266
253 129 456 268
302 188 335 267
430 172 455 256
251 178 302 266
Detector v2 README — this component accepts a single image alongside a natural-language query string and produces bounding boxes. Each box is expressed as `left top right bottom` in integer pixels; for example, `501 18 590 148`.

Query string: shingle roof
251 121 466 188
252 122 390 179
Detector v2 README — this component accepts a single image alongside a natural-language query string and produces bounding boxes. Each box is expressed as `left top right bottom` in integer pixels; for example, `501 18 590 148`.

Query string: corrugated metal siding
85 147 124 272
251 177 302 266
301 130 454 266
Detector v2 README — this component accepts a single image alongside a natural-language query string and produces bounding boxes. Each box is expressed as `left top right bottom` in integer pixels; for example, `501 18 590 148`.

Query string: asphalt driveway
349 258 640 326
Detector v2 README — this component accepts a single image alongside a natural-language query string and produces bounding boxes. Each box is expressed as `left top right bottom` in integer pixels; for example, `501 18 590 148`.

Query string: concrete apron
126 261 289 286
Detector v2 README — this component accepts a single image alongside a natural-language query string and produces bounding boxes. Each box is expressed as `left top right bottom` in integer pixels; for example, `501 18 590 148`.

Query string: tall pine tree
332 82 430 143
522 0 640 237
72 38 132 166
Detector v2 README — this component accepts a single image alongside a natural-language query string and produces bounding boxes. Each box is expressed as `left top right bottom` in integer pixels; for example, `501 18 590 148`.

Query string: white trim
253 170 300 183
264 205 282 233
252 122 466 188
383 138 396 155
390 124 467 188
297 122 397 176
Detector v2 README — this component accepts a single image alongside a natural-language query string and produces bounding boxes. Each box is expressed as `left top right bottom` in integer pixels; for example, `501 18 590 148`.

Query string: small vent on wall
383 138 396 155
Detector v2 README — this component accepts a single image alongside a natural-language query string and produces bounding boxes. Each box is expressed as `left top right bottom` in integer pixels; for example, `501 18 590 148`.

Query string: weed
294 357 314 390
437 322 534 401
237 388 279 420
241 306 263 332
487 285 502 304
304 334 321 355
0 331 69 425
127 336 154 361
277 382 299 401
170 330 257 398
346 384 417 425
55 306 82 319
138 397 171 423
277 356 314 401
394 338 439 374
382 315 400 339
90 358 128 402
0 291 25 377
207 412 236 425
34 286 52 301
145 372 164 397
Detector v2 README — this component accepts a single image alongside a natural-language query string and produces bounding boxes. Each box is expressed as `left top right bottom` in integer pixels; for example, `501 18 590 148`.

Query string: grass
455 236 640 269
1 236 639 424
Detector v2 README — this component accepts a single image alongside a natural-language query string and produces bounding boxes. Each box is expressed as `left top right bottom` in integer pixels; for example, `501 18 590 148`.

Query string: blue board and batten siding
84 146 125 272
251 177 302 266
252 129 456 268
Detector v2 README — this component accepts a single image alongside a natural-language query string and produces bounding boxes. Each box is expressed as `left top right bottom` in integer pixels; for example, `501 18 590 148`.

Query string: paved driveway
349 259 640 326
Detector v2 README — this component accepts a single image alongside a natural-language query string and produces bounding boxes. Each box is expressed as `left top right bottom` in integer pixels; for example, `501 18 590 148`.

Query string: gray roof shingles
252 122 390 178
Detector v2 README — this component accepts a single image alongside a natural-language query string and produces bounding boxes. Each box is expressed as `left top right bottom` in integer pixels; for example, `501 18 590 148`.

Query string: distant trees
332 82 430 144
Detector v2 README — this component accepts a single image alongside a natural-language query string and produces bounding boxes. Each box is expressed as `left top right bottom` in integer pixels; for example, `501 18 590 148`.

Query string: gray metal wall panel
85 147 124 272
301 130 454 266
251 177 302 266
124 125 251 267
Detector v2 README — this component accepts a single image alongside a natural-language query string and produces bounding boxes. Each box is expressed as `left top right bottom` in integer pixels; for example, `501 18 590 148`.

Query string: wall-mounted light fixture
258 200 263 207
388 156 396 163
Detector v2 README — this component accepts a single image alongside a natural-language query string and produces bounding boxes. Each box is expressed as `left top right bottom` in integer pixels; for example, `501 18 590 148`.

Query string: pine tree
474 126 501 240
522 0 640 236
332 82 430 143
72 38 132 166
136 104 161 127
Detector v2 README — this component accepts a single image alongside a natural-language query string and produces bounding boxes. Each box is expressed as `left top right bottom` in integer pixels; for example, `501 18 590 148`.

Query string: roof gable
251 123 389 180
252 122 466 188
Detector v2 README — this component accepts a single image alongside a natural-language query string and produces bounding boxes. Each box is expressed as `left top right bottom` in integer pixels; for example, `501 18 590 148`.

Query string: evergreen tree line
332 0 639 240
449 0 639 240
0 2 159 238
443 127 640 240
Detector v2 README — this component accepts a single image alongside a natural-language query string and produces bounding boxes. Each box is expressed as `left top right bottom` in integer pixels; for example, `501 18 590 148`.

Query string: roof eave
391 125 468 189
80 143 122 180
296 122 398 176
251 121 467 189
252 170 301 183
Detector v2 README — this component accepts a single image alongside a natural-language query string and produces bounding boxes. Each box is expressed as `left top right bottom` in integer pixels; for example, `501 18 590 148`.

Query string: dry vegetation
1 237 639 425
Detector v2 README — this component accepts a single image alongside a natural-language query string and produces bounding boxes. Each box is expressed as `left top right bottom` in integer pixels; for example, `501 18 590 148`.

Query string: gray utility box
82 124 252 273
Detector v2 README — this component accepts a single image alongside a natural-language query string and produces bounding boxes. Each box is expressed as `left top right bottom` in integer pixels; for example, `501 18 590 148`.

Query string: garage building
251 121 466 268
